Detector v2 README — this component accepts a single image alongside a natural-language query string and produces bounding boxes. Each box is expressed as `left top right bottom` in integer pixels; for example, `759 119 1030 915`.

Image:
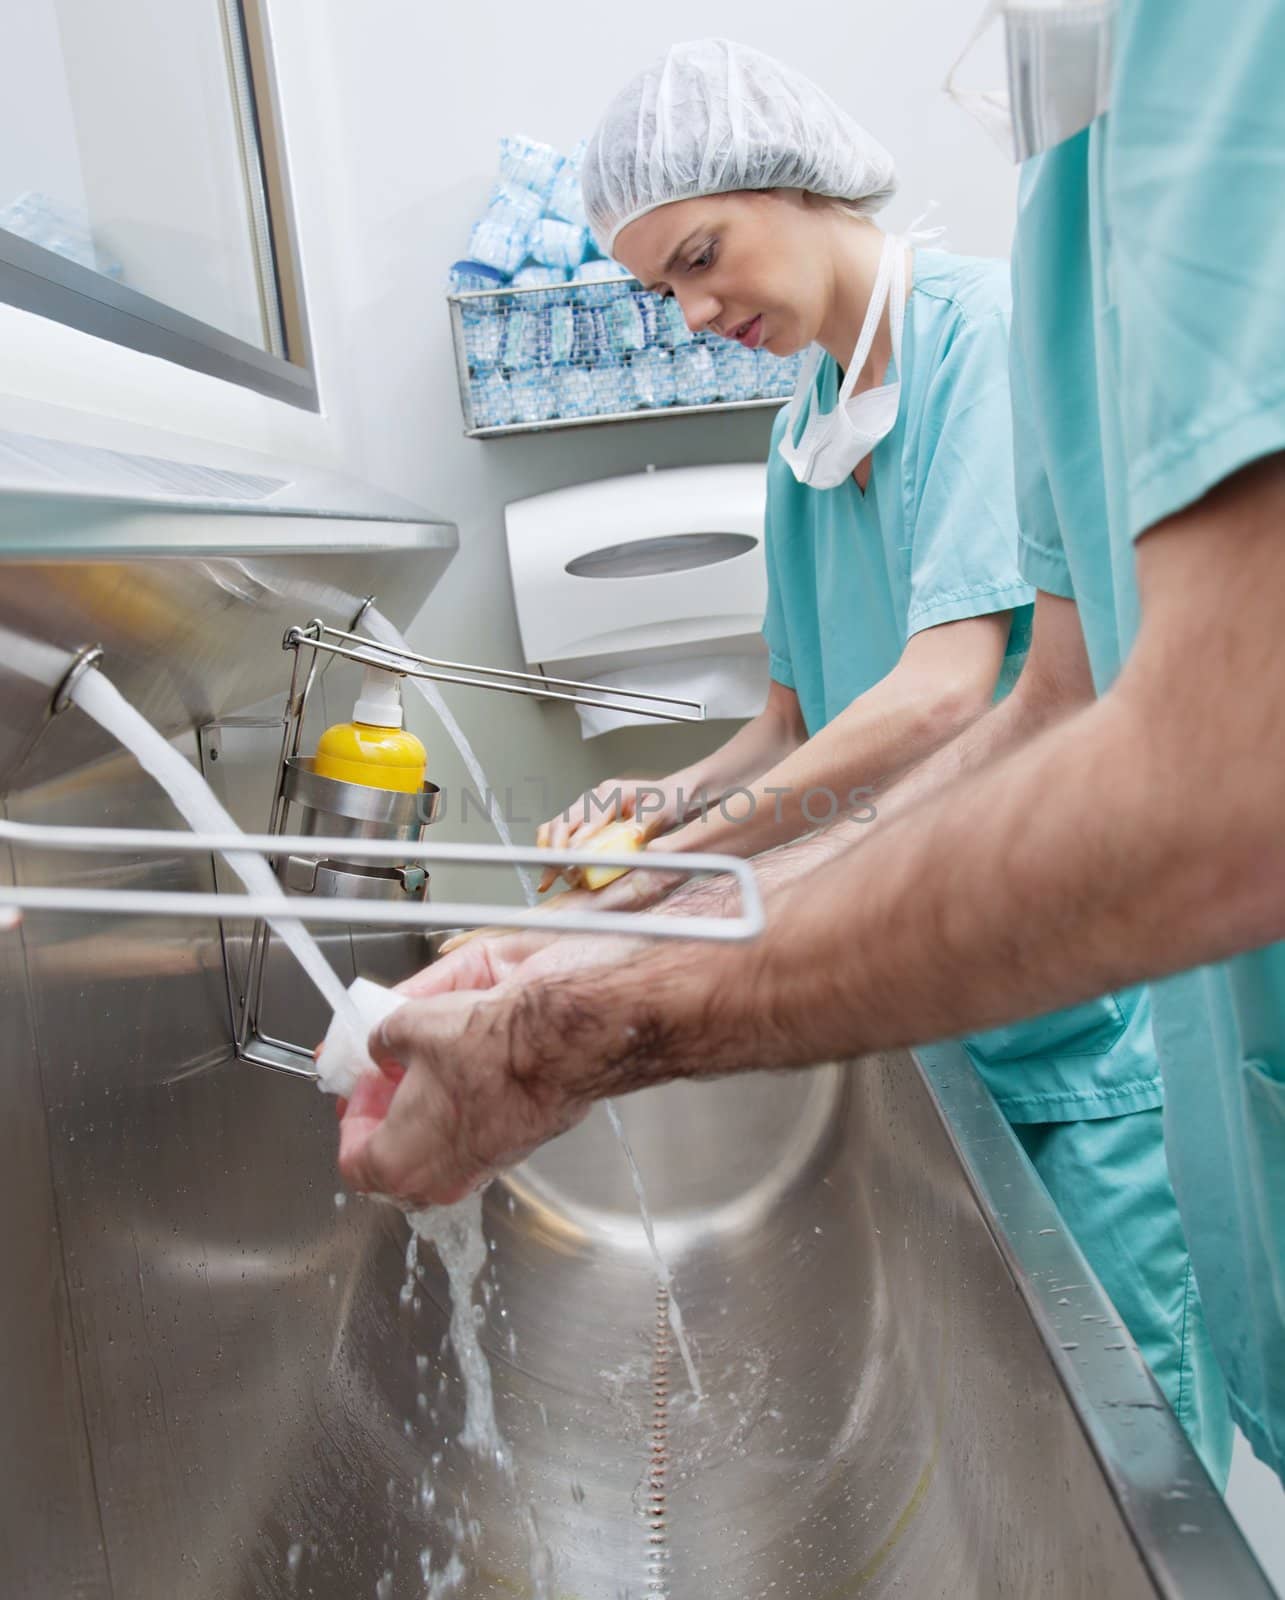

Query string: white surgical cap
583 39 897 253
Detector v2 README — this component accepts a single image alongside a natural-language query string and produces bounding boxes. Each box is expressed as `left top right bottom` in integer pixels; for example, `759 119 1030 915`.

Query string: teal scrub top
1009 0 1285 1477
764 248 1162 1126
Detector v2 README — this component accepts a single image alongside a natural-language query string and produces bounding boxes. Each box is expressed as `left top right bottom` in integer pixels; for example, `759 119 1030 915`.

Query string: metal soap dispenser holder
215 612 709 1075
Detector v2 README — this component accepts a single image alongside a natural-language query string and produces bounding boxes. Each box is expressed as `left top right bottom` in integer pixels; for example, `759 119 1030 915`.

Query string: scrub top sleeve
1108 0 1285 540
1010 323 1076 600
761 446 797 690
905 310 1035 639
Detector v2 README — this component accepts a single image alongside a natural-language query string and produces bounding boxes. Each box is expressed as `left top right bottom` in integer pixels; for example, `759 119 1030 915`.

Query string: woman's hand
536 777 679 892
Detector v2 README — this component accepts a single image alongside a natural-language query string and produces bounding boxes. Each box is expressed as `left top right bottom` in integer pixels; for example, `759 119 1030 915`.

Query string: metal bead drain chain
646 1285 672 1598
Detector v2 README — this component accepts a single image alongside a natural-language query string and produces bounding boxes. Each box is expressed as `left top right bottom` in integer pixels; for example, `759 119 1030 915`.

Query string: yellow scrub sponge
580 820 646 889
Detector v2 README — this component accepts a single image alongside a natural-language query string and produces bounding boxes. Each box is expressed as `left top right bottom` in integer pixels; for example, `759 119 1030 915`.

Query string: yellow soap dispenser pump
313 663 427 794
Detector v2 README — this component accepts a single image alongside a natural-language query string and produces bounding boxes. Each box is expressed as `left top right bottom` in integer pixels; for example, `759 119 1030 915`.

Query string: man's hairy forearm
543 690 1200 1097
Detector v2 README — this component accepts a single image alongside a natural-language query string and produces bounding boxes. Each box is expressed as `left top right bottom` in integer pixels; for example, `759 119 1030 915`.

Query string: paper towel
315 976 408 1098
576 651 770 739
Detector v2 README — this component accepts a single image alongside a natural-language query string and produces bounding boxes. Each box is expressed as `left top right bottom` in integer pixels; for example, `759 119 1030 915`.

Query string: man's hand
338 929 650 1206
336 984 593 1207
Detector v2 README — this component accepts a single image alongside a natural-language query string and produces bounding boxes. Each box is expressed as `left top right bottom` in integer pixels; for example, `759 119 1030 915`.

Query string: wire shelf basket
447 276 804 438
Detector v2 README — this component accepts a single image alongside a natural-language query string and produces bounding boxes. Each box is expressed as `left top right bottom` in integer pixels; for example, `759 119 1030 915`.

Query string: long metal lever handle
295 620 708 723
0 817 763 944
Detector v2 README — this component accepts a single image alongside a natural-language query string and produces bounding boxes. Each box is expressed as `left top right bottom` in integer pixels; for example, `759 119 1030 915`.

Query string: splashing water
604 1102 702 1401
363 608 539 906
407 1194 509 1466
407 1193 552 1597
69 667 362 1038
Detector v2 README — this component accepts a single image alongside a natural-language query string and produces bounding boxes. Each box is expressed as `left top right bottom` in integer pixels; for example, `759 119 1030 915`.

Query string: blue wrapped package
547 139 588 225
569 306 608 368
574 259 633 284
638 295 662 347
673 342 719 405
554 363 595 420
631 348 678 409
590 361 634 416
757 347 798 399
511 264 568 289
500 306 531 370
530 218 589 272
460 299 504 372
472 371 515 429
548 303 576 365
510 368 558 425
607 292 647 355
658 297 694 348
498 135 563 203
571 258 633 308
468 198 533 278
487 180 545 225
449 259 507 294
711 338 755 402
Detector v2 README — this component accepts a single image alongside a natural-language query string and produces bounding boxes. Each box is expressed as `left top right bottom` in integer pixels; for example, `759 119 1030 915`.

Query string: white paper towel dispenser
505 463 770 736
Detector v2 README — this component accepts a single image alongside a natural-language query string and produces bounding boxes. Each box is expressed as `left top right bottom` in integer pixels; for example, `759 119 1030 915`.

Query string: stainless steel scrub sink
2 551 1274 1600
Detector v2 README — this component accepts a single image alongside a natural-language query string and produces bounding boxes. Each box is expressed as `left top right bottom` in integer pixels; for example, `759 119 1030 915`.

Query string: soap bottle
313 664 427 794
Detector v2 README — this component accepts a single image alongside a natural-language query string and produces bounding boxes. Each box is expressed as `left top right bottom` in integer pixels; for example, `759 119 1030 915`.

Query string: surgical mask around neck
945 0 1117 163
777 234 906 492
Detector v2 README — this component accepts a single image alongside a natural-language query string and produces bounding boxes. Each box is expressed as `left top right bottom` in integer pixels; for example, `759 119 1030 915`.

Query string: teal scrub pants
1015 1109 1233 1487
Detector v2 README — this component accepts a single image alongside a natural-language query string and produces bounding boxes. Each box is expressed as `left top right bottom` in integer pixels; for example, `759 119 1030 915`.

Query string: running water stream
364 608 702 1402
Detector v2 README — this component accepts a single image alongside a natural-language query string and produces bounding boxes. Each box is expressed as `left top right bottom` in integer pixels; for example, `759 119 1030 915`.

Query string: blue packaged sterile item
554 363 595 419
711 338 754 402
472 371 514 429
759 347 798 398
487 180 545 225
590 362 633 416
468 198 533 278
497 135 563 203
674 342 719 405
500 306 530 369
608 292 647 354
460 299 504 371
548 303 576 365
448 259 507 294
569 306 608 367
510 368 557 425
631 348 678 409
511 264 568 289
659 297 694 348
547 138 588 226
638 295 662 347
574 259 633 283
531 217 589 272
571 259 632 309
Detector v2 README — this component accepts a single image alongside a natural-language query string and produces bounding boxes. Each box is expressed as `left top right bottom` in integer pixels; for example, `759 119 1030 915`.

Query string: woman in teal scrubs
538 38 1230 1476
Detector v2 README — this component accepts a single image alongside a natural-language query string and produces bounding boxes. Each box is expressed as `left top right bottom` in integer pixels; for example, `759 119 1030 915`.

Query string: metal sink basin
218 1049 1265 1600
1 546 1272 1600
